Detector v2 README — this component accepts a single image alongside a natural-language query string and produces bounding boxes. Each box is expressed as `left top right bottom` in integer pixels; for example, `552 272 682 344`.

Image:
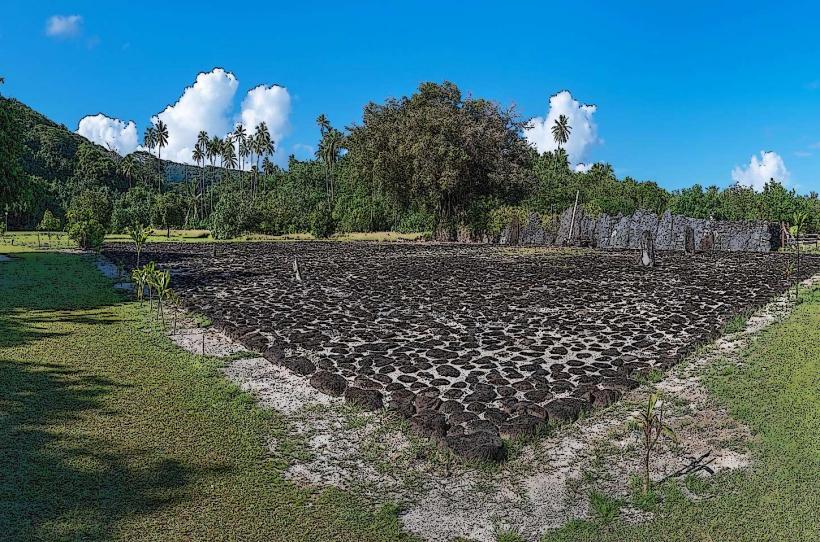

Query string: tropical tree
37 209 61 239
316 114 331 135
551 114 571 149
233 124 248 170
252 122 274 197
317 128 344 200
222 136 238 170
143 126 157 154
153 120 169 161
153 119 169 193
262 157 275 177
120 154 137 188
345 81 532 239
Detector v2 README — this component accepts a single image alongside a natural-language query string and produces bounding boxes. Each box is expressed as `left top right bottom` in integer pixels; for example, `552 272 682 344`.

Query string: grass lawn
0 247 413 541
542 286 820 542
2 229 426 249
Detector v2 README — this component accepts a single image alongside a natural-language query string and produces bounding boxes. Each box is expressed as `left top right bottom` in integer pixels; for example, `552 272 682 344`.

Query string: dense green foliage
2 85 817 241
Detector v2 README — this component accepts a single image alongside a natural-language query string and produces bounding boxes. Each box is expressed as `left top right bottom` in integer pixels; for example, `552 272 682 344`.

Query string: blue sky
2 1 819 193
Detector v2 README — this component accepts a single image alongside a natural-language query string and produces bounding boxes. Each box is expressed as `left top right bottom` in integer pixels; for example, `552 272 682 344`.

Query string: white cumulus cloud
524 90 600 166
75 68 293 166
46 15 83 38
239 85 291 146
77 114 138 155
731 151 789 191
150 68 239 164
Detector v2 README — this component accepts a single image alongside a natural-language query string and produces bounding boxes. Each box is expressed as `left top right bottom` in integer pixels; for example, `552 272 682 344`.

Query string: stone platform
102 242 819 460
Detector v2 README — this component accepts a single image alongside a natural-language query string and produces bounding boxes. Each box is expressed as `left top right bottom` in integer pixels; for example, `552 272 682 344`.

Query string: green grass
494 528 525 542
543 285 820 542
722 310 752 334
0 248 414 541
2 229 426 249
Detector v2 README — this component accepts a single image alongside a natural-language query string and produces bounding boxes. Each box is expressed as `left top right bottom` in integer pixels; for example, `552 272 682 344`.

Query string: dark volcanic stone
284 356 316 376
439 400 464 415
353 376 383 390
410 411 449 439
344 387 384 411
414 390 442 412
262 344 284 364
438 365 460 377
446 431 506 461
601 377 640 391
499 415 544 439
545 398 590 424
589 387 621 407
309 371 347 396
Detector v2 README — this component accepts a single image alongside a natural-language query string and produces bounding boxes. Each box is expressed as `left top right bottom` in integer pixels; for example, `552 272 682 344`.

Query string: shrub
66 188 111 250
37 209 62 234
395 209 434 233
310 200 336 239
68 218 106 250
111 186 154 233
210 191 254 240
487 206 529 237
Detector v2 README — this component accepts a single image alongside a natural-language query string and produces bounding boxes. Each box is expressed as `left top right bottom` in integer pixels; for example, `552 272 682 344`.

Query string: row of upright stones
639 225 700 267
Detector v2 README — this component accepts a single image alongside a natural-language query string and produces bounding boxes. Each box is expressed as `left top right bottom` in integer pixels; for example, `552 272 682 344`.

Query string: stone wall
497 208 780 252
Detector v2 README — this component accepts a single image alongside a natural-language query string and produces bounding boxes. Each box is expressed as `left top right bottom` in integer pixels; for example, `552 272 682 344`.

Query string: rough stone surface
103 242 820 458
344 387 384 411
498 207 781 252
445 431 506 462
310 371 348 397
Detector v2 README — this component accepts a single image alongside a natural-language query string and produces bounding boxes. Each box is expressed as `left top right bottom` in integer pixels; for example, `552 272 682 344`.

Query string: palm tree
153 120 169 193
143 126 157 154
222 136 237 171
192 144 204 168
262 157 275 177
252 123 274 198
120 155 137 189
318 128 343 200
551 114 571 149
233 124 247 170
316 114 330 135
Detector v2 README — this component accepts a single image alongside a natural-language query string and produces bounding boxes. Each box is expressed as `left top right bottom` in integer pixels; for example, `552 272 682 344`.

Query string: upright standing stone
639 230 656 267
293 258 303 282
684 226 695 254
700 230 715 252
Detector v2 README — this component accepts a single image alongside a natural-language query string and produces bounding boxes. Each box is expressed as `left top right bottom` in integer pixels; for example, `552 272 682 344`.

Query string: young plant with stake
142 262 157 310
790 211 807 299
131 267 148 302
628 393 678 493
152 269 171 324
127 224 153 267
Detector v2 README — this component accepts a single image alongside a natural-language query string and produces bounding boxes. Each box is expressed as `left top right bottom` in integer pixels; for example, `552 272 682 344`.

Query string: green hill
1 96 205 228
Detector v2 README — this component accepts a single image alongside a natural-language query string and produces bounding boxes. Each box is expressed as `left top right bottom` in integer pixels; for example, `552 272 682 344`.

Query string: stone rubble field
102 242 820 460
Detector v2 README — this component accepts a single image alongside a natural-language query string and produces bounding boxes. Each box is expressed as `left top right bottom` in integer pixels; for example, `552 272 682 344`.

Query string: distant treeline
1 83 817 248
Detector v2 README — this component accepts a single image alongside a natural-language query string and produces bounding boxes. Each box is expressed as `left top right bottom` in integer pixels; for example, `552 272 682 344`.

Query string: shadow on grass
0 251 231 539
0 359 231 539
